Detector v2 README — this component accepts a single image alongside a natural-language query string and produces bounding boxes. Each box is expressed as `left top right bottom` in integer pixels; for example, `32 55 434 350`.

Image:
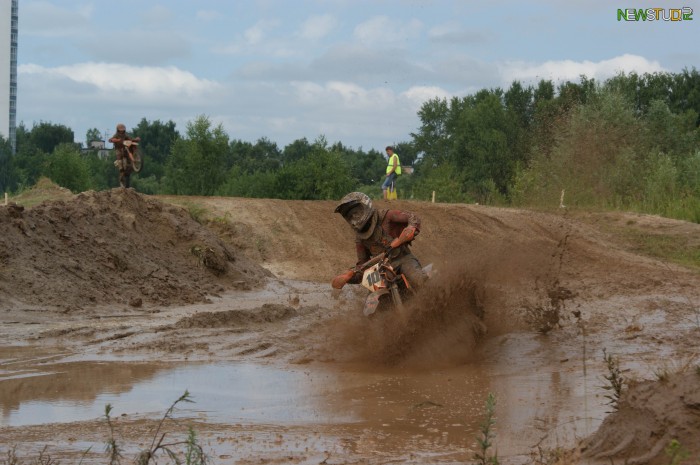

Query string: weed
1 446 58 465
8 177 75 208
104 403 122 465
654 366 670 383
184 428 207 465
617 229 700 270
530 445 569 465
133 390 207 465
184 203 208 224
651 355 700 383
210 212 230 225
2 447 18 465
5 393 207 465
665 439 690 465
601 348 625 412
473 393 499 465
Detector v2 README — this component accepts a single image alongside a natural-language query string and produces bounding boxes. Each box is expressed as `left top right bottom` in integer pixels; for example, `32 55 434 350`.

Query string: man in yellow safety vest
381 146 401 199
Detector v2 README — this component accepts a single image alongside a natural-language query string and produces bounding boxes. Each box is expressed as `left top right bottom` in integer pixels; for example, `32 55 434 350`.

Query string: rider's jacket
354 208 421 265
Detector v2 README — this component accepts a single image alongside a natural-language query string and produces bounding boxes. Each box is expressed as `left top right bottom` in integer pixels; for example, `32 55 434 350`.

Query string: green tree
11 145 47 190
26 121 75 154
411 97 454 165
450 90 512 199
85 128 103 145
411 162 470 203
0 136 15 193
670 67 700 125
393 141 419 167
512 88 644 208
643 99 699 159
164 115 229 195
218 167 278 198
229 137 282 174
344 147 385 186
83 151 116 191
132 118 180 182
44 143 92 193
531 79 560 159
276 139 354 200
504 81 534 169
282 137 312 163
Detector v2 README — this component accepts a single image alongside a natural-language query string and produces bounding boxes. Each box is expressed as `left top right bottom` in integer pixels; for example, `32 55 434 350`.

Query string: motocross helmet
116 123 126 132
334 192 377 239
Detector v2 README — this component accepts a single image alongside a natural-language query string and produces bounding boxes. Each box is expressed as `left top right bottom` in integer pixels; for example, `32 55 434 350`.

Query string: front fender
363 289 390 316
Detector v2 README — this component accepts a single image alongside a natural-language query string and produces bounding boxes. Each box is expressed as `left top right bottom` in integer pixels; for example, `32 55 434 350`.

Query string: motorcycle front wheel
131 149 143 173
390 285 404 312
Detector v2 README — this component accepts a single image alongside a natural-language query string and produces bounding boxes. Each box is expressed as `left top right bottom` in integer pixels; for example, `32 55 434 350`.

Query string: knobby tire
131 150 143 173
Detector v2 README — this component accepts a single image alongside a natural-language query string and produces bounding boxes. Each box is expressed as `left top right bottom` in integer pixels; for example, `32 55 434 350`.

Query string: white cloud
354 16 423 47
19 62 222 97
292 81 394 109
428 22 488 44
244 19 281 45
500 54 666 85
299 14 337 40
402 86 452 110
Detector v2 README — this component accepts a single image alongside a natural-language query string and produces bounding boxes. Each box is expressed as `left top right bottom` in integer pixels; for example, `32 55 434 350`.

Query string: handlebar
354 246 401 273
355 252 386 273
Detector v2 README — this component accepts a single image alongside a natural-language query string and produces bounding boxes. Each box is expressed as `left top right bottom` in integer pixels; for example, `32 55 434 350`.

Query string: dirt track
1 184 700 464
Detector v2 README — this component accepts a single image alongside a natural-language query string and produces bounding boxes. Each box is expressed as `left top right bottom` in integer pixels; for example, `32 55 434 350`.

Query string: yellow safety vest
386 153 401 175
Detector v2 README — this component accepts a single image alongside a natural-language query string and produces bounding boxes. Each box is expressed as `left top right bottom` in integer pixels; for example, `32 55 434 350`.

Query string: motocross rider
331 191 427 290
108 123 140 188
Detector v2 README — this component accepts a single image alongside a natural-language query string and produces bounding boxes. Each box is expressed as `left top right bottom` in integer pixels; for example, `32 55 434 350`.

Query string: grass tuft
665 439 690 465
473 392 499 465
184 203 209 224
601 348 625 413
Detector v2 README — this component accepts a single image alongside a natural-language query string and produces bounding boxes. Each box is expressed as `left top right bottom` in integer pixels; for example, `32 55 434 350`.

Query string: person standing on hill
381 146 401 199
108 123 140 188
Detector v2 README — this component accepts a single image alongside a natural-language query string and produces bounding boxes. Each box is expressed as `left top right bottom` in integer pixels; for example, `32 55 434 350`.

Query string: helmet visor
345 206 368 231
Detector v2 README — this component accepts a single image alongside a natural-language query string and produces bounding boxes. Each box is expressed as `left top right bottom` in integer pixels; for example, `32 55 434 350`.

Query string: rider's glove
331 270 356 289
390 226 416 249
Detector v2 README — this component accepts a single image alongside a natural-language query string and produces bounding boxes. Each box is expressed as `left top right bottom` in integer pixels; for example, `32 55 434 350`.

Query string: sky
16 0 700 151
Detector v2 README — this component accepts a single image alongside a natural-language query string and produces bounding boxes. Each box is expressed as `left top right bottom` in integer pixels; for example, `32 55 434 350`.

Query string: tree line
1 68 699 222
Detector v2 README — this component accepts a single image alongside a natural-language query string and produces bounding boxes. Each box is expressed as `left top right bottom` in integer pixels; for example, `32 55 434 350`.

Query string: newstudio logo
617 7 693 21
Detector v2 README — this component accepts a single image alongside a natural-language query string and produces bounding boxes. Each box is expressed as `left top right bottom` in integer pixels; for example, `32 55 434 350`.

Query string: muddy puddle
0 339 609 460
0 277 642 462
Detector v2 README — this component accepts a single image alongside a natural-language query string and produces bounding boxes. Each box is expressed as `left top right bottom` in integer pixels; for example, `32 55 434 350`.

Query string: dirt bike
356 250 432 317
122 140 143 173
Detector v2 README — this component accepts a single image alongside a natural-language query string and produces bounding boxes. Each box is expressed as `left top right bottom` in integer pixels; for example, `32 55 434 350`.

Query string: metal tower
1 0 18 153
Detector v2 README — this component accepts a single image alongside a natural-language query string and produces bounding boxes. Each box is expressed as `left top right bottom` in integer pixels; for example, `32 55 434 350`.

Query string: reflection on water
0 361 353 427
0 336 608 457
0 360 491 429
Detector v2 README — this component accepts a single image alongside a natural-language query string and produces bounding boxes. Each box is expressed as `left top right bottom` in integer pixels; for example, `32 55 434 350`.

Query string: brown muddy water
0 336 608 462
1 279 639 463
